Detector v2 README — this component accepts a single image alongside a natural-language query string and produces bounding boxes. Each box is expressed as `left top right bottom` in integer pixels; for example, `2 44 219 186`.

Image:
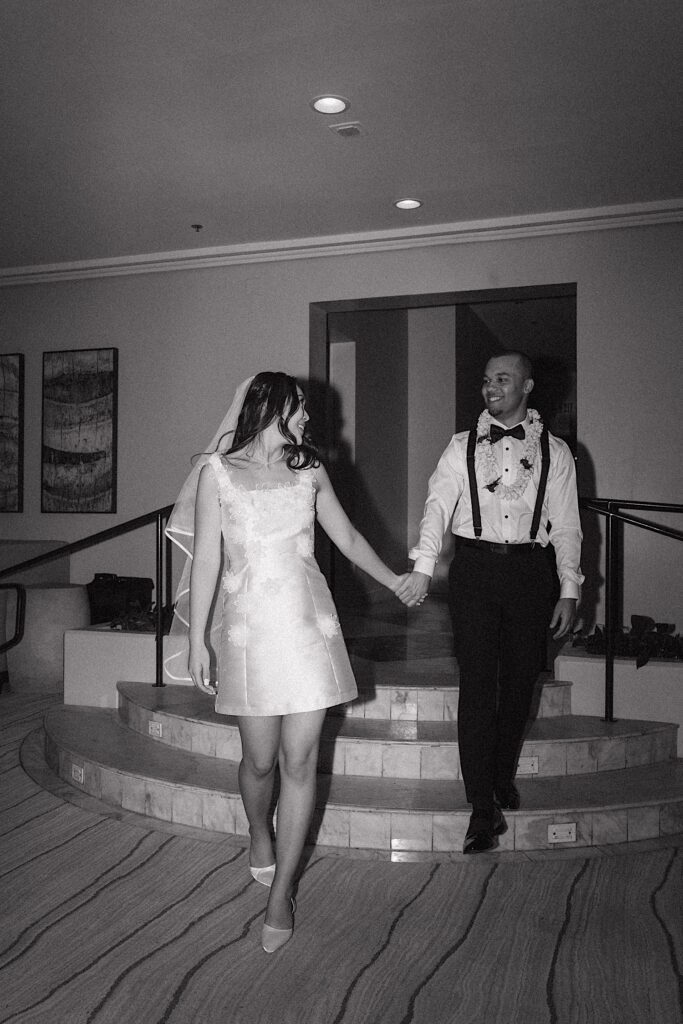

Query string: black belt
454 535 537 556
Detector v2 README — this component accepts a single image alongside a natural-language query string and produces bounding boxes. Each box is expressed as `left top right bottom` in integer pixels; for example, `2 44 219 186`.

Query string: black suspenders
466 428 483 539
466 424 550 542
529 425 550 542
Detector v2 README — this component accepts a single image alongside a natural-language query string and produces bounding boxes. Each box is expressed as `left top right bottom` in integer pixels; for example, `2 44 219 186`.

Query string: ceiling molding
2 199 681 288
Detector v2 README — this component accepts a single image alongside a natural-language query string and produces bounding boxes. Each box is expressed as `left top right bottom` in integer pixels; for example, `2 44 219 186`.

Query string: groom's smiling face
481 355 533 426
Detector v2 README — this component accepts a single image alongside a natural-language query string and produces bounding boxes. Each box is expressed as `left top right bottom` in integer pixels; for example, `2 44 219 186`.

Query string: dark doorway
455 296 576 441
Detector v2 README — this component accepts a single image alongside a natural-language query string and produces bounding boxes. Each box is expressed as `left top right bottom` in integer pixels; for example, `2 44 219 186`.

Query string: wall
1 221 681 625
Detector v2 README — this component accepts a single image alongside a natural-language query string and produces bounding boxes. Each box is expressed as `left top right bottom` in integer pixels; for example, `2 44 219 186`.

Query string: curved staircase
44 601 683 857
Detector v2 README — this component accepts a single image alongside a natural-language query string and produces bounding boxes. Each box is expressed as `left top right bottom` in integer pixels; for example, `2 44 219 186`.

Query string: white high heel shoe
249 863 276 888
261 898 296 953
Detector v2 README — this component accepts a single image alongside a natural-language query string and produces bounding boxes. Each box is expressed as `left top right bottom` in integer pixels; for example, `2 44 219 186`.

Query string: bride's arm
314 464 408 594
188 464 222 689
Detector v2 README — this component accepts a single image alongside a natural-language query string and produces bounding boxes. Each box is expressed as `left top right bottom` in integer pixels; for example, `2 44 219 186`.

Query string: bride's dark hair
221 371 319 470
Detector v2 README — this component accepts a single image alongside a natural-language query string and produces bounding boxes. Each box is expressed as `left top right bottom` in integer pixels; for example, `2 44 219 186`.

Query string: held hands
189 642 218 695
549 597 578 639
393 570 431 608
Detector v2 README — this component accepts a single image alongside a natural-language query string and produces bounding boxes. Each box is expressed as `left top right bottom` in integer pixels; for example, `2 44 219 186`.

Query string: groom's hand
396 570 431 607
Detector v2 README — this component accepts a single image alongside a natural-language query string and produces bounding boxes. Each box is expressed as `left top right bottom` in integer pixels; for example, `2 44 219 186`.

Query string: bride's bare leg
237 716 281 868
265 708 326 928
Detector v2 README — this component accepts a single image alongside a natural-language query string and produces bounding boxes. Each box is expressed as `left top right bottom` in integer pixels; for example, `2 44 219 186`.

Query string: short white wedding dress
207 453 358 716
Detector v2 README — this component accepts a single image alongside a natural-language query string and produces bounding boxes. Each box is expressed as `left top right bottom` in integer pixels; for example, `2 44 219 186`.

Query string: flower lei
475 409 543 501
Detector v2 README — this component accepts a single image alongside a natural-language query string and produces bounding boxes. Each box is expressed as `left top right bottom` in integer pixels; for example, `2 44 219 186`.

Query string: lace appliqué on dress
318 613 341 638
223 572 240 593
227 623 247 647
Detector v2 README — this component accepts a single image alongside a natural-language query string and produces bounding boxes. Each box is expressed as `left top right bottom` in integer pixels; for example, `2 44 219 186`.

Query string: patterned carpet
1 693 681 1024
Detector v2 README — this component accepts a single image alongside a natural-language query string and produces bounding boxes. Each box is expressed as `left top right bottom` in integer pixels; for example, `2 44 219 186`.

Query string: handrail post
165 531 173 612
154 512 165 687
603 504 619 722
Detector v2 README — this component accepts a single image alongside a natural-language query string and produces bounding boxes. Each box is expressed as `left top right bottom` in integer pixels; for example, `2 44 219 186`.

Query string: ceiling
2 0 681 270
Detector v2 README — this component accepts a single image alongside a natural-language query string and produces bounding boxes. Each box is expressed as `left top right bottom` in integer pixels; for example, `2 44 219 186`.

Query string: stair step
44 705 683 853
321 715 676 779
344 665 462 721
342 626 571 719
117 681 677 780
341 662 570 719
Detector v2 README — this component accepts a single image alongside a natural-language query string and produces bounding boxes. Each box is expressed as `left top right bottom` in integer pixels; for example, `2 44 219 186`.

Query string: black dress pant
448 543 555 811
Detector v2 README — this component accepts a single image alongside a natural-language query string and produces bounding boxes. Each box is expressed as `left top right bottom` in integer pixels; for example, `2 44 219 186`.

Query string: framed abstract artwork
41 348 118 513
0 353 24 512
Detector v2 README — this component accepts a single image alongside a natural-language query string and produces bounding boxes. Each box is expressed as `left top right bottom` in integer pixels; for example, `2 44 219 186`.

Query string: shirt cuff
411 556 436 577
559 581 581 601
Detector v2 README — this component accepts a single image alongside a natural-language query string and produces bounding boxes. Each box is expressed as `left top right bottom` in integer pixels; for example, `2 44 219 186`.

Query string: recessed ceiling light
311 95 350 115
394 198 422 210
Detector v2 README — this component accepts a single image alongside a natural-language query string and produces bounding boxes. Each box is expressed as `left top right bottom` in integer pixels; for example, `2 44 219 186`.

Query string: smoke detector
327 121 362 138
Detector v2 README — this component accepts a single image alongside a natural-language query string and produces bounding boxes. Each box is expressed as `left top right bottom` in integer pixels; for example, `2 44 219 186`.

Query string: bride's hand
189 643 217 695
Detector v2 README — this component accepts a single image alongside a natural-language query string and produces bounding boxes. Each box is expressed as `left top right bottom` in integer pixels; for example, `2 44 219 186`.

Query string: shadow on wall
307 378 408 615
575 441 603 634
531 355 576 451
545 440 602 666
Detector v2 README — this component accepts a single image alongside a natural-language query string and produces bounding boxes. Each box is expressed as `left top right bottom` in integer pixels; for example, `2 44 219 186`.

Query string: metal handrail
0 504 175 687
0 583 26 655
578 498 683 722
2 496 680 702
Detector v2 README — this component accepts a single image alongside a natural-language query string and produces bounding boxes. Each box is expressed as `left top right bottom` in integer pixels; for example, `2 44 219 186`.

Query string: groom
403 351 583 853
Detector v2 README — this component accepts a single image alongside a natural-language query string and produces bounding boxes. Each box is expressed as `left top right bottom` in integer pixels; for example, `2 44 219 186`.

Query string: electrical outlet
148 721 163 738
517 756 539 775
548 822 577 844
71 763 84 784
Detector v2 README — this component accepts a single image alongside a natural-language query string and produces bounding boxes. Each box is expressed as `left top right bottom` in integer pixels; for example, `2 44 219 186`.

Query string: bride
166 371 413 952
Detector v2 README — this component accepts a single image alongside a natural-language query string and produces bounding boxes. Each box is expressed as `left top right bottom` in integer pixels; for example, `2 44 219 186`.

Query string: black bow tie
489 423 525 444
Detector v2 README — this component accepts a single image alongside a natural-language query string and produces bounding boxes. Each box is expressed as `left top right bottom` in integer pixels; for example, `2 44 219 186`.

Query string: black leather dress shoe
463 806 507 854
495 781 521 810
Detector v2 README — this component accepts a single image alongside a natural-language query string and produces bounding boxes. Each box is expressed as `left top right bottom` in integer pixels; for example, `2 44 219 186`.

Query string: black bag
86 573 154 625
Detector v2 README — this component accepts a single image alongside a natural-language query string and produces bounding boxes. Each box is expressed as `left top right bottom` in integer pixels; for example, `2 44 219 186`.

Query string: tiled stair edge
44 723 250 838
318 724 677 780
43 706 683 854
44 725 683 853
333 674 572 720
117 682 678 780
311 800 683 853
